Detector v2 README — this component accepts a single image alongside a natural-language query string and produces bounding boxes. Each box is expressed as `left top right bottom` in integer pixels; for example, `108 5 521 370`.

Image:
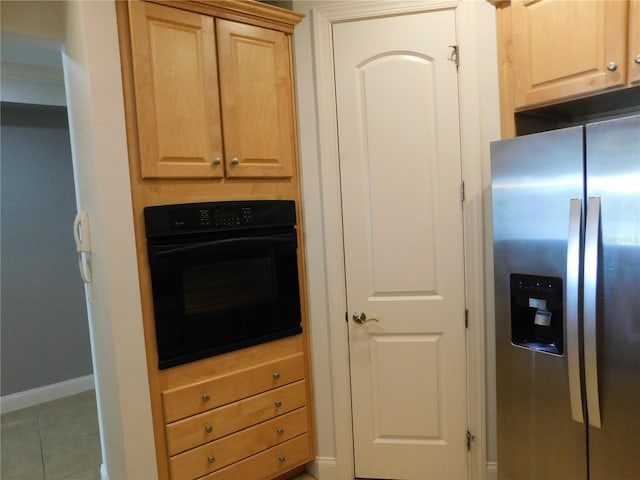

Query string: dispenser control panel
510 273 563 355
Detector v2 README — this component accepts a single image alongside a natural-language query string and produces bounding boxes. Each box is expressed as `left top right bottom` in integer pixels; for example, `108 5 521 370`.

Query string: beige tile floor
1 390 101 480
1 390 315 480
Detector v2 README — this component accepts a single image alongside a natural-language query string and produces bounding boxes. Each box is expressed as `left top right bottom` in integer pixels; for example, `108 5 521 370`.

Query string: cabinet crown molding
146 0 304 33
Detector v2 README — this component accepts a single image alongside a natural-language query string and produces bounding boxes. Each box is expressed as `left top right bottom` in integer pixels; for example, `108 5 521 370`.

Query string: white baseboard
487 461 498 480
100 463 108 480
0 374 95 413
308 456 337 480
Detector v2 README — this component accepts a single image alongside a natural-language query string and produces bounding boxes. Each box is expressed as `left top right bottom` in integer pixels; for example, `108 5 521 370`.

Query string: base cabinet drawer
166 380 306 455
169 408 307 480
198 433 311 480
163 353 305 422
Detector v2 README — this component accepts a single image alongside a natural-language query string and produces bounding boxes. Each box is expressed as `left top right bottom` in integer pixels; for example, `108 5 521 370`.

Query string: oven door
147 227 301 369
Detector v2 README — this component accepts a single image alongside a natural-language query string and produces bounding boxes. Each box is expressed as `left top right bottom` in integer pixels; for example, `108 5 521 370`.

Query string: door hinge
345 311 349 322
466 430 475 451
465 309 469 329
449 44 459 70
461 181 465 203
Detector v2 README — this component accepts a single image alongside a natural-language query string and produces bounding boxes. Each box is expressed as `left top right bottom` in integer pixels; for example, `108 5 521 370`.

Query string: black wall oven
144 200 302 369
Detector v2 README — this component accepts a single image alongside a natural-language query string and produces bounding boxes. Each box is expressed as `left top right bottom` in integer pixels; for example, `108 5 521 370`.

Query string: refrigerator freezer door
585 114 640 480
491 126 587 480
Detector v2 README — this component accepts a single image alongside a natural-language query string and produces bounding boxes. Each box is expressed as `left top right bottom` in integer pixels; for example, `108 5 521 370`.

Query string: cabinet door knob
607 62 618 71
276 427 285 435
274 400 283 408
211 157 221 165
208 455 215 464
230 157 239 165
205 424 213 434
273 371 281 380
278 455 287 463
202 393 210 402
635 55 640 65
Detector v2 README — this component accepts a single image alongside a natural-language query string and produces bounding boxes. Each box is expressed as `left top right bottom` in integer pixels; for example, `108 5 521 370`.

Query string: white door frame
309 1 499 478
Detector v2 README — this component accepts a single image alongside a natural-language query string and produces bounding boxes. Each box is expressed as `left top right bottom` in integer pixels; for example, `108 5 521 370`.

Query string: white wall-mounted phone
73 211 92 283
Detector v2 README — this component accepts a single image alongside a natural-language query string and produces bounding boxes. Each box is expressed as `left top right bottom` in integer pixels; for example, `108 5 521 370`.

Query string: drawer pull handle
202 393 210 402
273 372 281 380
276 427 285 435
205 424 213 434
208 455 215 464
278 455 286 463
274 400 283 408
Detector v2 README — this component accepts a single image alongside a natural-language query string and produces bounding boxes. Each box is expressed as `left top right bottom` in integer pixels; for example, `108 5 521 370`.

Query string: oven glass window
148 228 302 369
182 257 273 317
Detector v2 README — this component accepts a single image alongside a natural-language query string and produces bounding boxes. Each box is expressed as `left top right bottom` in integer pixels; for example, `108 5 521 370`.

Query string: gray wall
1 102 92 396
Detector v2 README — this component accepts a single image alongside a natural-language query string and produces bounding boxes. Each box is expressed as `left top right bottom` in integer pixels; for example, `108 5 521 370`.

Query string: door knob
353 312 378 324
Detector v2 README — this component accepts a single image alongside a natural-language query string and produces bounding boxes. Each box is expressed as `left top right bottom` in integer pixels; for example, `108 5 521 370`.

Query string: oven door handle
154 235 296 257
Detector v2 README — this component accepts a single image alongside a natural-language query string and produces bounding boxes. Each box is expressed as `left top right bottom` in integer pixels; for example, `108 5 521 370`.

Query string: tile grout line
37 405 47 480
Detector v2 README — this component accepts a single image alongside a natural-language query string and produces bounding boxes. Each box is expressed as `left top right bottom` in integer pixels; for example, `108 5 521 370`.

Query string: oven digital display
213 208 238 220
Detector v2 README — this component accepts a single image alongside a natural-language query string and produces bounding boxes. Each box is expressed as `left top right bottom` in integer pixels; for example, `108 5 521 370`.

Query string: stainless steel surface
583 196 602 429
585 114 640 480
607 62 618 71
567 198 584 424
492 114 640 480
491 126 587 480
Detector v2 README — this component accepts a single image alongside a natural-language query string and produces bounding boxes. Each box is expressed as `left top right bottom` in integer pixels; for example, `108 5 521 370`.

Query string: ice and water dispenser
510 274 563 355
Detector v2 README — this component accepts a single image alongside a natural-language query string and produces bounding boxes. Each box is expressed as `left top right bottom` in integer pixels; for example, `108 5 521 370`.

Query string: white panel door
333 9 468 480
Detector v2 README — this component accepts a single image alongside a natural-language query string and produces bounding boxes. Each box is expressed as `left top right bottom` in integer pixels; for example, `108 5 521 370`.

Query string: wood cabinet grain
511 0 628 109
129 1 224 178
128 2 297 179
495 0 640 138
216 19 296 178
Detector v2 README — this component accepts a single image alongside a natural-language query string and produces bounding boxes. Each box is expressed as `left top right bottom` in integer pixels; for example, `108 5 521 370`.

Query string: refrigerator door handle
567 199 584 423
584 196 602 428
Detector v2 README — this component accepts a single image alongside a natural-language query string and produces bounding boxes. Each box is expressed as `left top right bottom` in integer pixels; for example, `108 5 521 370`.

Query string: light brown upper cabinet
216 19 295 178
128 1 296 179
510 0 639 109
629 0 640 85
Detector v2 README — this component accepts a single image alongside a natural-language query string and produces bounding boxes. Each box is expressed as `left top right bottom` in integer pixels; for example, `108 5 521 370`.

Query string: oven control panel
199 206 254 228
144 200 296 237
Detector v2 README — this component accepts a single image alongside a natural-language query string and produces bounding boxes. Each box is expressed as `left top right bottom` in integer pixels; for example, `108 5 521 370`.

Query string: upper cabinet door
129 2 224 178
629 0 640 85
511 0 628 109
216 19 295 178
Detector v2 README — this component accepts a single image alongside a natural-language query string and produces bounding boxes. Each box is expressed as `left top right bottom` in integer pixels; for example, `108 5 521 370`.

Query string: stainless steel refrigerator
490 114 640 480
